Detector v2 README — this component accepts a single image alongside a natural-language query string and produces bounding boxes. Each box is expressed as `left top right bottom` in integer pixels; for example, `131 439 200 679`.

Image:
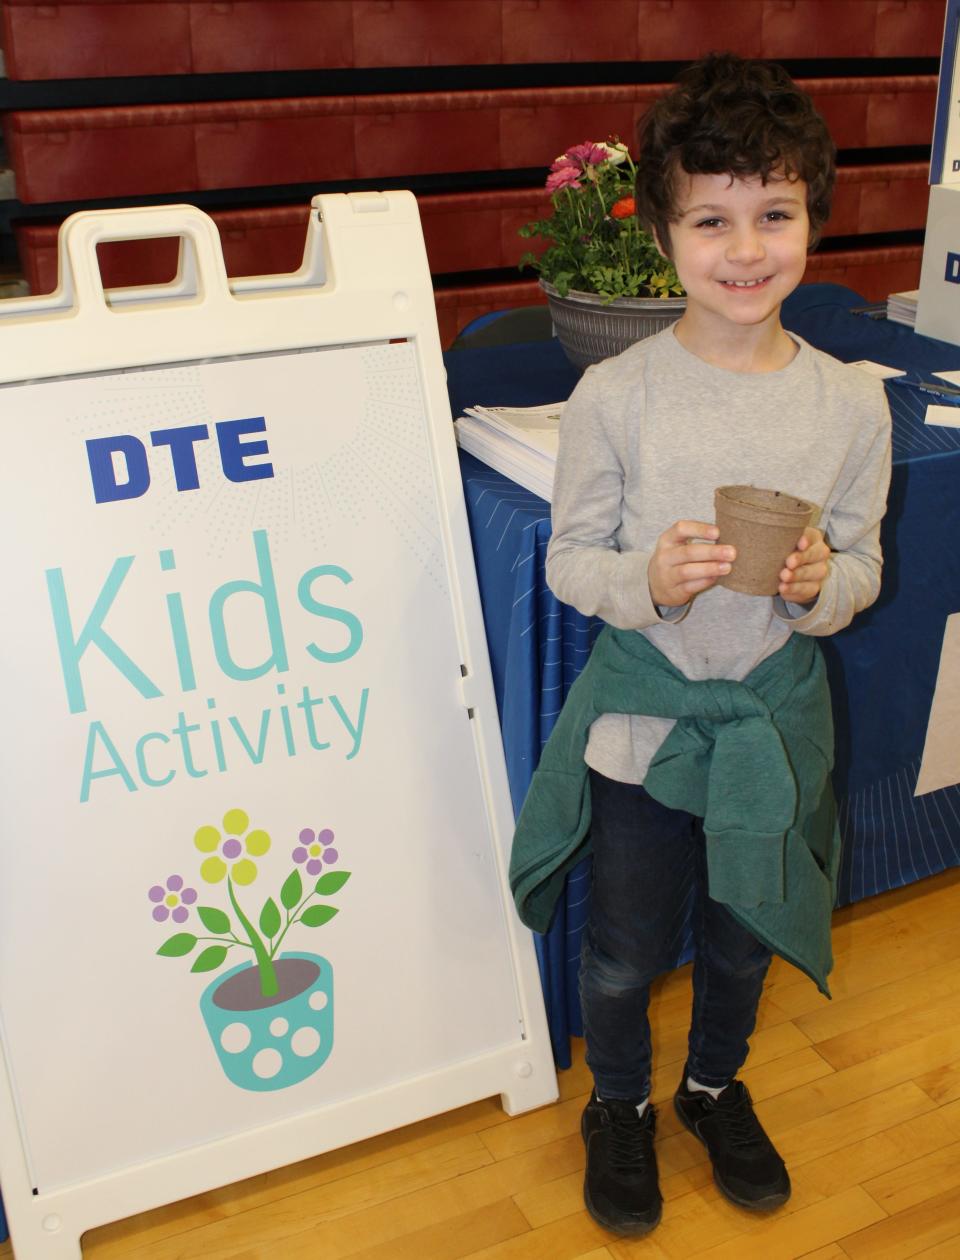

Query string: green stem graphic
227 876 278 997
269 887 316 959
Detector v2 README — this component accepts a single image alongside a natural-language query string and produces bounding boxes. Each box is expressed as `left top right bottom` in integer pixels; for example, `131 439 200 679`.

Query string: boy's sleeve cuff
773 593 820 625
615 550 665 628
657 602 692 623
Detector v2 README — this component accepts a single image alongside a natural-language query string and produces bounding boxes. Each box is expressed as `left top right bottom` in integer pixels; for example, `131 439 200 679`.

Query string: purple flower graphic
148 874 198 924
292 828 339 877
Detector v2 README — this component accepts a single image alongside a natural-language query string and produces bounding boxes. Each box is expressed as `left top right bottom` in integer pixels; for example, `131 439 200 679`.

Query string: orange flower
610 196 636 220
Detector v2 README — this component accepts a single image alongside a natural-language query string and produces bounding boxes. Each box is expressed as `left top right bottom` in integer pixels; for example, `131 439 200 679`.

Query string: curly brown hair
635 52 836 255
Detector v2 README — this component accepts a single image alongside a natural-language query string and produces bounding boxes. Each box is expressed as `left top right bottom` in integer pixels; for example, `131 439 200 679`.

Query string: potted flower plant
150 807 350 1093
519 139 685 369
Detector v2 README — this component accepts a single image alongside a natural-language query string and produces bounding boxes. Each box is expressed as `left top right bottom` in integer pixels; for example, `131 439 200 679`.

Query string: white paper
467 402 564 431
848 360 907 380
924 404 960 427
886 289 919 328
916 613 960 795
455 415 555 500
463 403 563 458
454 401 565 500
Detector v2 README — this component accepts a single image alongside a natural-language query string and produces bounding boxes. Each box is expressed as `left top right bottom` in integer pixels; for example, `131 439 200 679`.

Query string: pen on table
848 303 887 319
886 375 960 404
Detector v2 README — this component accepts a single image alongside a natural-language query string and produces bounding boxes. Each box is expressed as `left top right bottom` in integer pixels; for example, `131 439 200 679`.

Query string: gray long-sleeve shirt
546 325 892 784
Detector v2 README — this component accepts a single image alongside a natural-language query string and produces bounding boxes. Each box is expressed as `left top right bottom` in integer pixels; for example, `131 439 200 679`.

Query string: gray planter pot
541 280 686 371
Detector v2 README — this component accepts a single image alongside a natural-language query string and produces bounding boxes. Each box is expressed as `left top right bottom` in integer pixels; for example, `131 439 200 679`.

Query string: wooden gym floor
3 865 960 1260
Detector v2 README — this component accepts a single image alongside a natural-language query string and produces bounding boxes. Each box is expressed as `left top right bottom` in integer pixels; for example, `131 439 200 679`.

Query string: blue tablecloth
448 283 960 1066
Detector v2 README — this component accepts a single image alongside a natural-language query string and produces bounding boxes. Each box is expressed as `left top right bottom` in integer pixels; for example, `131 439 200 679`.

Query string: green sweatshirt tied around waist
509 626 840 995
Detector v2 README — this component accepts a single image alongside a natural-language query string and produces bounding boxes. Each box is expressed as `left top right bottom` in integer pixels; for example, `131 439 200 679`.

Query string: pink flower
564 142 611 169
546 166 583 192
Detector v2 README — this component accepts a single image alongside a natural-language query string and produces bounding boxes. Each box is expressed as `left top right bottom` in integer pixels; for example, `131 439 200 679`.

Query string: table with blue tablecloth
446 282 960 1067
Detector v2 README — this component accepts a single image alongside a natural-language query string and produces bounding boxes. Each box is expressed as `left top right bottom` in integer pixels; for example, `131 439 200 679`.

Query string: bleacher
0 0 946 344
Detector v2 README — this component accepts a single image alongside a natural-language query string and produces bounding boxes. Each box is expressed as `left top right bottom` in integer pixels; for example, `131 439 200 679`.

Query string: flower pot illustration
151 809 350 1092
200 951 334 1091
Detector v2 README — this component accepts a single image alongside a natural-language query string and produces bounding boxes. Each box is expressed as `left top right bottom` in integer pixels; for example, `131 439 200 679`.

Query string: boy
509 54 891 1236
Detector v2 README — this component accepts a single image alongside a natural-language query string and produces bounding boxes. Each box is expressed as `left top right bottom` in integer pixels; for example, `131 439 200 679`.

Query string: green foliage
197 905 230 934
157 932 197 957
191 945 229 973
300 905 339 928
259 897 282 938
280 868 303 911
315 870 351 896
520 145 683 302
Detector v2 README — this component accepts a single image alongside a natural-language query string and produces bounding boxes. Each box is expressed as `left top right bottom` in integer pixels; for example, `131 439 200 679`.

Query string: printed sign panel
0 340 523 1193
929 0 960 184
916 184 960 345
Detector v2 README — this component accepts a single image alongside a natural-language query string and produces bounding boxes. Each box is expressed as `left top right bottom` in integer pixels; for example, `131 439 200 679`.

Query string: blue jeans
580 769 773 1101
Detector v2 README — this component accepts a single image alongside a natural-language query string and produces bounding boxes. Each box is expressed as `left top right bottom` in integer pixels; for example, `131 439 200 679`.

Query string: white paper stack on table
454 402 564 501
886 289 918 327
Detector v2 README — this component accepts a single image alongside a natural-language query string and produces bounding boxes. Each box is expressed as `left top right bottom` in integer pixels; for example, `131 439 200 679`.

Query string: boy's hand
648 521 736 607
779 527 830 605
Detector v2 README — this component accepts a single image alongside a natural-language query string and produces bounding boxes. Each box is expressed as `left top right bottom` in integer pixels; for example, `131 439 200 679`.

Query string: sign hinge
459 664 480 716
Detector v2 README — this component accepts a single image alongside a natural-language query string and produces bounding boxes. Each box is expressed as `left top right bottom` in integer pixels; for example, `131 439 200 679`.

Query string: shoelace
608 1112 653 1172
712 1087 769 1152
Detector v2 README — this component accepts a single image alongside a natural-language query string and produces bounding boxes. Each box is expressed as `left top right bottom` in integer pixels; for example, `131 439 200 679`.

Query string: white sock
596 1093 650 1119
686 1076 724 1100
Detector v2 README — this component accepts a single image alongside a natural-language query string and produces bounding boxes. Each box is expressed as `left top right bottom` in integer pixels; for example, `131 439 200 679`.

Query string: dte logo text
86 417 274 504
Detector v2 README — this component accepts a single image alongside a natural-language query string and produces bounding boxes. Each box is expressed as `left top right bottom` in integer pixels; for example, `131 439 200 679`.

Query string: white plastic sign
0 196 556 1258
916 184 960 346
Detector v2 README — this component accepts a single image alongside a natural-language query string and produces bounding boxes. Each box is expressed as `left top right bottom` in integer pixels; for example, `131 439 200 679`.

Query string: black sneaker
674 1077 790 1210
581 1090 662 1235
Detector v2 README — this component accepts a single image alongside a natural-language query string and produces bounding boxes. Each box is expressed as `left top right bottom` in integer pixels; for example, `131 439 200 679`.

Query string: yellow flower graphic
194 808 271 885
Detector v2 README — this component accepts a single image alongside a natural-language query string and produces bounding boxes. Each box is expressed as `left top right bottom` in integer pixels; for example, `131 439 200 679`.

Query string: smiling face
662 169 810 357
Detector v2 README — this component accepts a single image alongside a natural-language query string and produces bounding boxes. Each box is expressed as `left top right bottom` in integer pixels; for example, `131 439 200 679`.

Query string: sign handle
56 204 234 315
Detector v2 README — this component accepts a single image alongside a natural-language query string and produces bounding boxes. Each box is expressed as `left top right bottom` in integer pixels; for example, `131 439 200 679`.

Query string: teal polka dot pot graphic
200 951 334 1091
151 811 349 1091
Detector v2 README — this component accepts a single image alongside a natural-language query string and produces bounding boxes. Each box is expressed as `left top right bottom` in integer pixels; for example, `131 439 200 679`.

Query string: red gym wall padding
14 164 930 300
4 78 937 205
1 1 943 343
0 1 948 80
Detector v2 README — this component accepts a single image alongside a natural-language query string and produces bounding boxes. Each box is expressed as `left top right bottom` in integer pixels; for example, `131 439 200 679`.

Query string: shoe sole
582 1180 662 1236
673 1097 791 1212
581 1115 662 1236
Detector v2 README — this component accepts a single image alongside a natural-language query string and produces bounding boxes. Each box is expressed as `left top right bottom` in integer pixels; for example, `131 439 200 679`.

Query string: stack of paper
454 403 563 501
887 289 919 328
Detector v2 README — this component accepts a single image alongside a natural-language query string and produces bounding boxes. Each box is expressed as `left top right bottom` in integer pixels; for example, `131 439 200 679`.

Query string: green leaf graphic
315 870 351 896
260 897 281 938
300 905 339 928
157 933 197 957
191 945 229 973
280 869 303 911
197 906 231 934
